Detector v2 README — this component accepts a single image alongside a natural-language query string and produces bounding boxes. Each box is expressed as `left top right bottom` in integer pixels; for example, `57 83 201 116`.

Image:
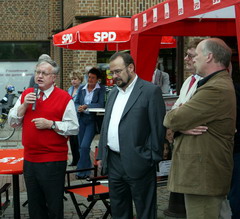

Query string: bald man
164 38 236 219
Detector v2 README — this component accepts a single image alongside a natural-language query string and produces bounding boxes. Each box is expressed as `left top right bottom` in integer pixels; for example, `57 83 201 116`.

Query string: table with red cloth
0 148 24 219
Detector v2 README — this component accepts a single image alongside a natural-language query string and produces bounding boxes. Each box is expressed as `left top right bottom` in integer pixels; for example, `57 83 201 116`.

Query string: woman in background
75 68 105 179
68 71 84 166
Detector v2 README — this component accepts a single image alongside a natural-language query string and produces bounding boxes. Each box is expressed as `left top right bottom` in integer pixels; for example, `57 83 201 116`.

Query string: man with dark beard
97 52 166 219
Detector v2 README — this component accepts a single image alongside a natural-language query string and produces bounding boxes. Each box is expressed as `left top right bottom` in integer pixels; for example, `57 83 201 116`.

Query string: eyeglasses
109 66 128 76
185 53 196 60
35 70 53 77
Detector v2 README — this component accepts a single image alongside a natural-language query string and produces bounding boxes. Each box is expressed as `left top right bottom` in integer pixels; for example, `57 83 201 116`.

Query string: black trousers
107 149 157 219
23 160 67 219
69 135 80 165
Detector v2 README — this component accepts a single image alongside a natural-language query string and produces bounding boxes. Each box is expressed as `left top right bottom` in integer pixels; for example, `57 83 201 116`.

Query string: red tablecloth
0 149 23 175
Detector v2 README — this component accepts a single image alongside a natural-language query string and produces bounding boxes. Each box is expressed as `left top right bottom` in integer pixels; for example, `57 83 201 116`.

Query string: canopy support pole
131 33 162 81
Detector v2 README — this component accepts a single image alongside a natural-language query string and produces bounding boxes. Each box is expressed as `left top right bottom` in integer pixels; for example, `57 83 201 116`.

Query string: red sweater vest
21 87 72 162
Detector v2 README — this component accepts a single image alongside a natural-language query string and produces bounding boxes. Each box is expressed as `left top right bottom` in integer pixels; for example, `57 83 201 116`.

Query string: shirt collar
117 75 138 93
192 74 201 80
82 82 100 91
39 85 54 98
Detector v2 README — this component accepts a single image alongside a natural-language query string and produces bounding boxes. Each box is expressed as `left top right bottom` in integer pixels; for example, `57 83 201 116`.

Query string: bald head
193 38 232 77
201 38 232 68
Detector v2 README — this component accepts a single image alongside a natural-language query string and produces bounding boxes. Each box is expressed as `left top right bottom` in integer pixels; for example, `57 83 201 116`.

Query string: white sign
134 18 138 31
143 13 147 27
194 0 200 10
164 3 170 19
0 62 37 99
153 8 158 23
94 32 116 42
178 0 184 15
213 0 221 5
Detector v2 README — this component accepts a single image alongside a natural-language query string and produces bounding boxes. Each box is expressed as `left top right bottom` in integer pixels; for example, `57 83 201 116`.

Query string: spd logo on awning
94 32 117 42
62 34 73 44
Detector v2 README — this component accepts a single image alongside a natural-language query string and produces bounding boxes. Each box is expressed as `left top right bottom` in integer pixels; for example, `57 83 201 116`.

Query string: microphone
32 84 39 111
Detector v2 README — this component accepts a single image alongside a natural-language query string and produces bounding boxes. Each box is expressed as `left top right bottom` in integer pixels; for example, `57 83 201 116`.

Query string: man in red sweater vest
9 59 79 219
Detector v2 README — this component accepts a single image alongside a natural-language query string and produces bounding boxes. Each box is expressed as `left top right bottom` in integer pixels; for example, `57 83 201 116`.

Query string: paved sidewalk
1 184 185 219
0 130 186 219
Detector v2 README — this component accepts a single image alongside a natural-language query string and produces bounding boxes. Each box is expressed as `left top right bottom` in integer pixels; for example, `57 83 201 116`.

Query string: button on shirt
108 75 138 152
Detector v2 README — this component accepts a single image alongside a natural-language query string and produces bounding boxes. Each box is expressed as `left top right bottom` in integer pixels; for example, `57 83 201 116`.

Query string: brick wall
75 0 100 16
0 0 50 40
62 50 74 90
99 0 163 16
64 0 75 28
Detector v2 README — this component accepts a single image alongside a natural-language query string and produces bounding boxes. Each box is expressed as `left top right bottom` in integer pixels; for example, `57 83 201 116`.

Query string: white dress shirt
107 75 138 152
172 74 202 109
8 85 79 136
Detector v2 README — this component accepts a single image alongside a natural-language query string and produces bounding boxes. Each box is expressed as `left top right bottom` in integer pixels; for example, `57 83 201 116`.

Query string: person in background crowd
164 38 236 219
28 54 52 88
0 85 15 115
8 59 79 219
97 52 166 219
82 65 93 85
75 67 105 179
152 59 170 94
67 71 83 166
172 39 202 109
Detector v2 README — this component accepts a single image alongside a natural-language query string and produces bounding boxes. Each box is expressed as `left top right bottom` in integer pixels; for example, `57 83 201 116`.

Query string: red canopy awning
130 0 240 81
53 17 176 51
53 17 131 51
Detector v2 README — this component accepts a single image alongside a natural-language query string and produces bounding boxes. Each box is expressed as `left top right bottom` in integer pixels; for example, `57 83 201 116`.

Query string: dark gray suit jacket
97 77 166 179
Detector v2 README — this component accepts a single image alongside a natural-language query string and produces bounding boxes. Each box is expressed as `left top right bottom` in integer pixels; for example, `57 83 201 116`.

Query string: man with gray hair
8 59 79 219
28 54 53 88
164 38 236 219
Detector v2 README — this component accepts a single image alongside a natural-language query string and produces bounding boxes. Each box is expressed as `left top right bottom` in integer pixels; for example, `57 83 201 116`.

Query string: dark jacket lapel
80 88 86 105
121 78 143 120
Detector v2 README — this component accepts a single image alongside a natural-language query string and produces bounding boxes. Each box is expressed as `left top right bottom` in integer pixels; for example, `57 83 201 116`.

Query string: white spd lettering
10 158 24 164
0 157 15 163
62 34 73 44
94 32 116 42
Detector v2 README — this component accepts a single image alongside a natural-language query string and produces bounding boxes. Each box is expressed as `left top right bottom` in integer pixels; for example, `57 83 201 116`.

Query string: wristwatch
51 121 56 129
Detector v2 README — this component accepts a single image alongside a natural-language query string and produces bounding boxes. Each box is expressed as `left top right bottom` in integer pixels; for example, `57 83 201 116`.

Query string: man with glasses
172 39 202 109
97 52 166 219
8 59 79 219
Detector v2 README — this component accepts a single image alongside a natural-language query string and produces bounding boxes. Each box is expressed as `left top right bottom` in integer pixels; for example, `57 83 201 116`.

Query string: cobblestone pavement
1 184 185 219
0 130 186 219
